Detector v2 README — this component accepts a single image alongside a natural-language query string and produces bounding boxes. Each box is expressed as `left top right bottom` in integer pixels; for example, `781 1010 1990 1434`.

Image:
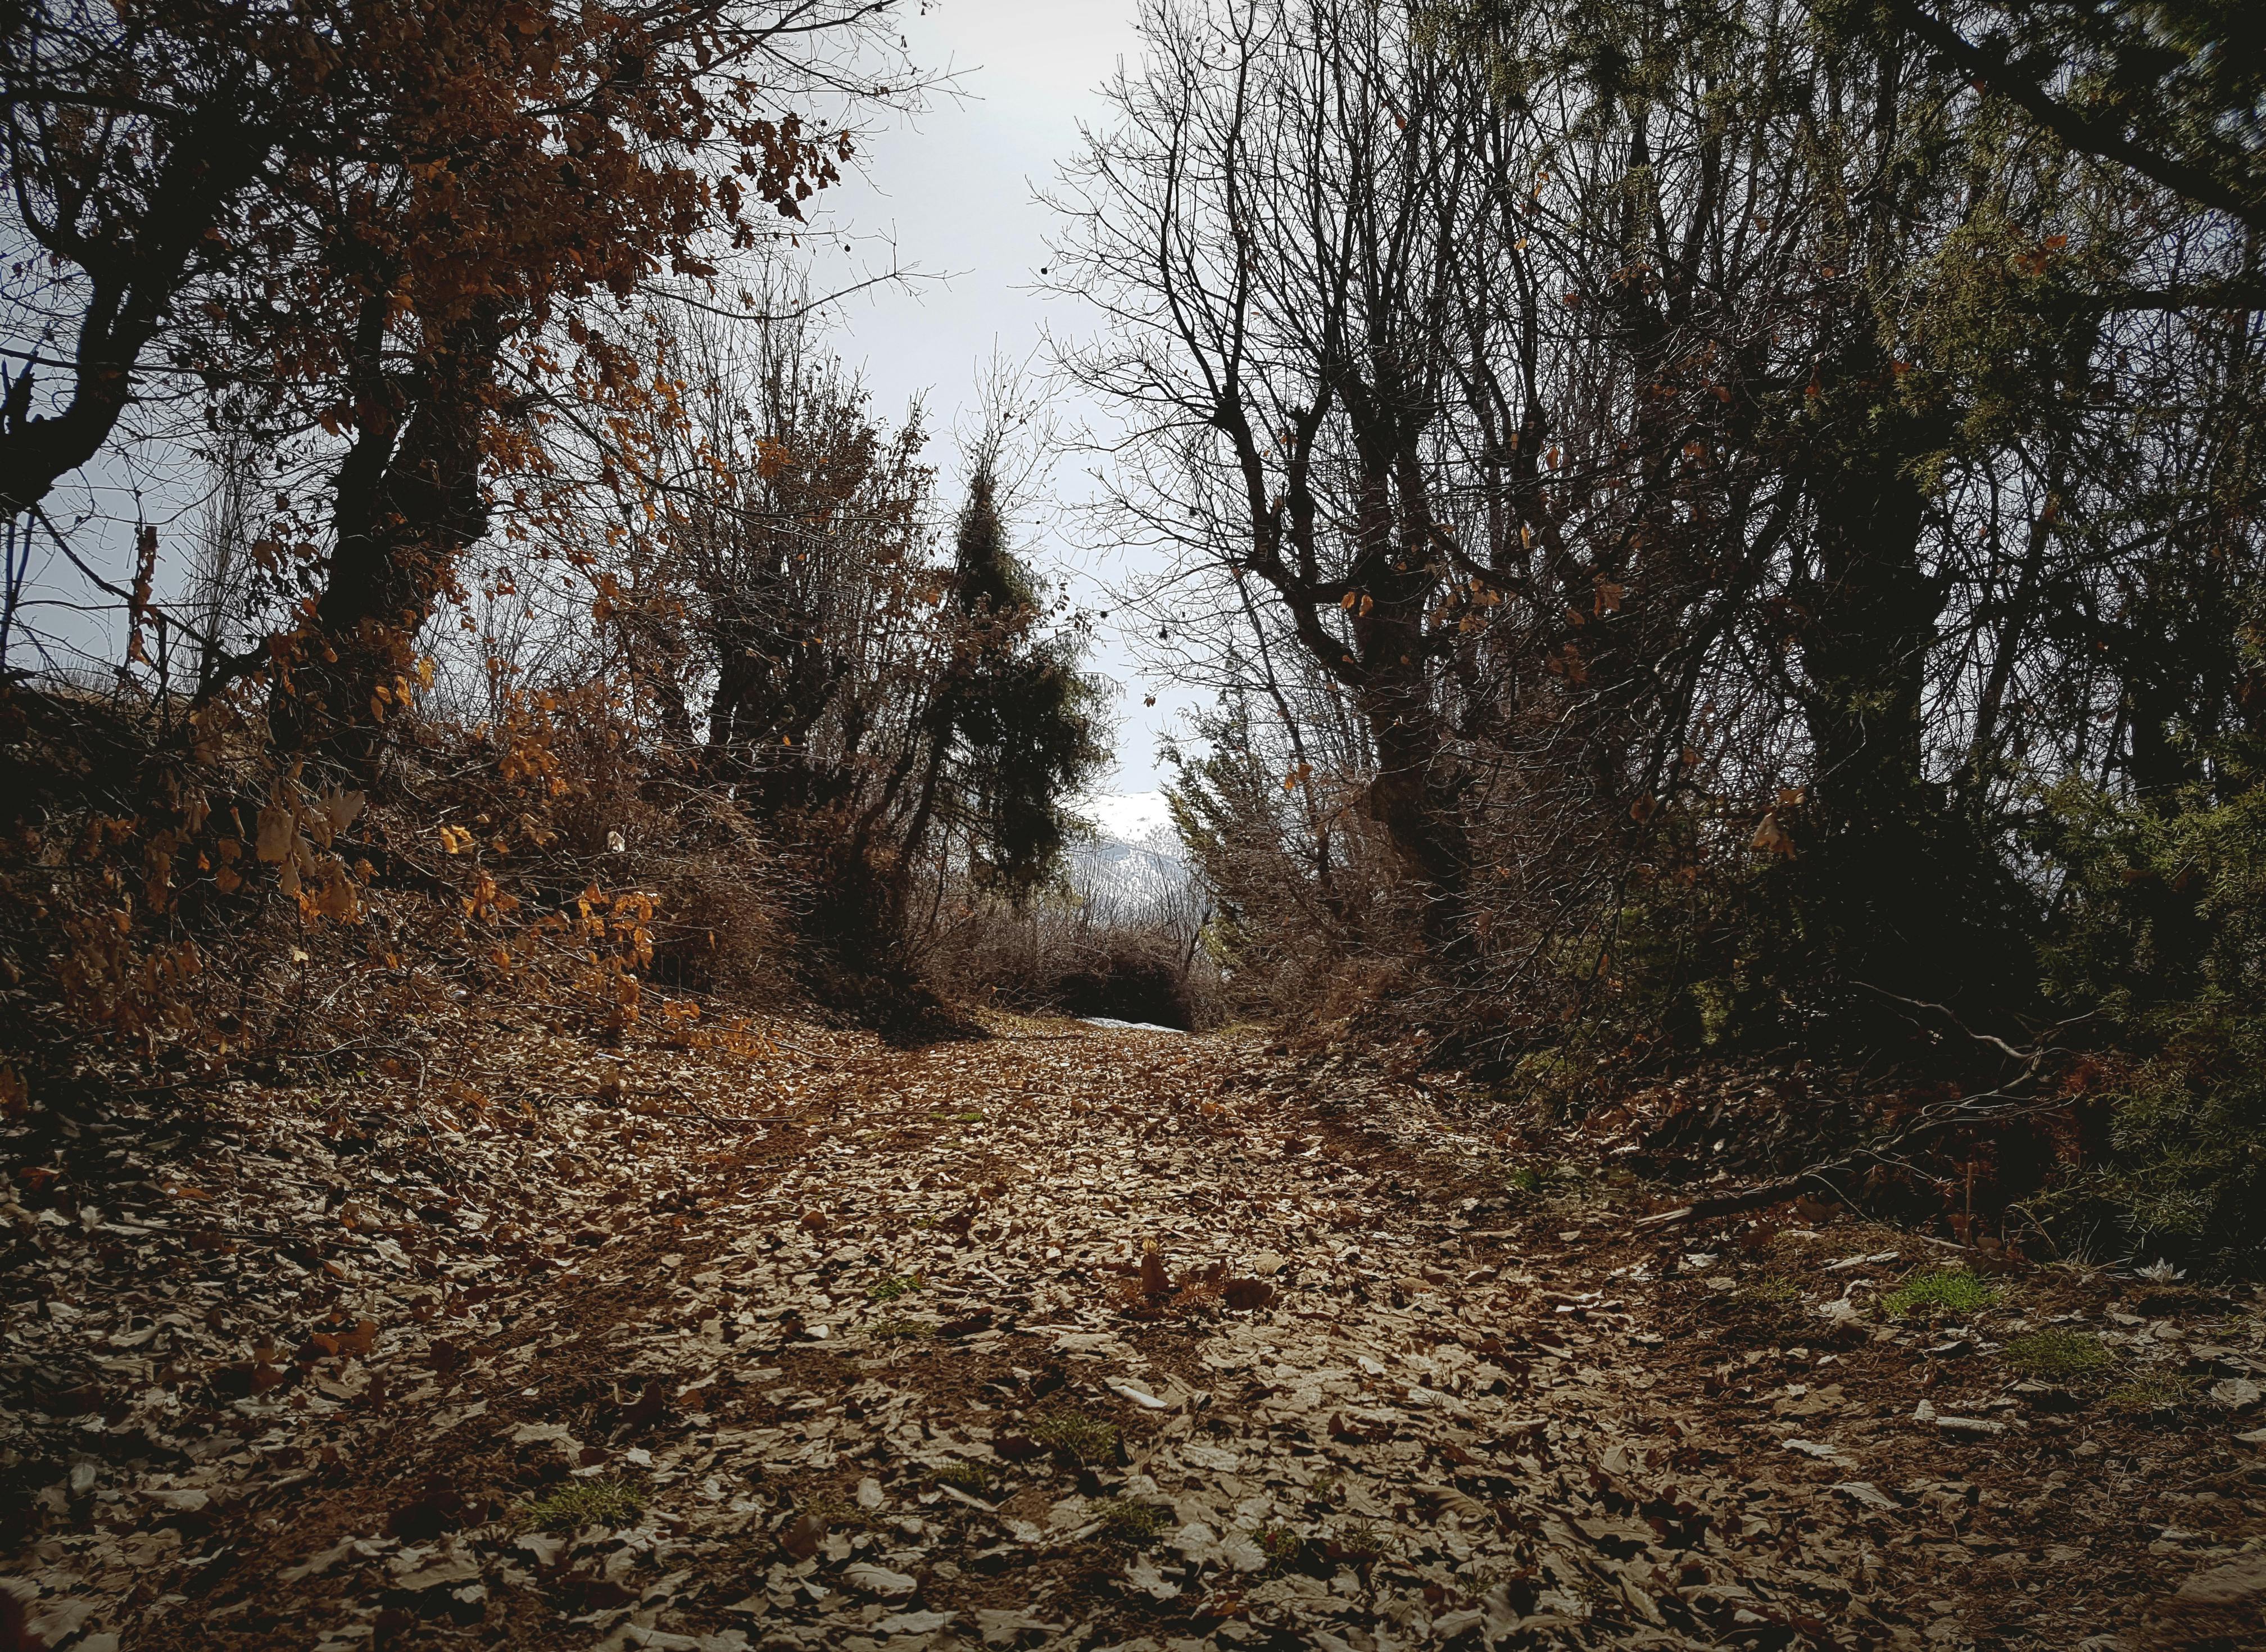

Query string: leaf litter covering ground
4 1018 2266 1651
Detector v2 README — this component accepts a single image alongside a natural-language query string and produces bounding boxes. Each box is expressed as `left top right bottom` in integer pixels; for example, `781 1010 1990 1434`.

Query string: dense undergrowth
0 643 1216 1155
6 652 2260 1290
1188 766 2266 1276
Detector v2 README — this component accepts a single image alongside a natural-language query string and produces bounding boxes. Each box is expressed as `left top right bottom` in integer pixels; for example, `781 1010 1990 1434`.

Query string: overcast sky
812 0 1194 800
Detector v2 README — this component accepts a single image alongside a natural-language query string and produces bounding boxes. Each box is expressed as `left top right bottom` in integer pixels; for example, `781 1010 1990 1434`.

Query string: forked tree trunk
273 308 497 772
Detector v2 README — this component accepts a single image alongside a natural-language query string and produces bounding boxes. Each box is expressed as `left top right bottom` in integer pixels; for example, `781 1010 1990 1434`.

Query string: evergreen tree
919 469 1108 898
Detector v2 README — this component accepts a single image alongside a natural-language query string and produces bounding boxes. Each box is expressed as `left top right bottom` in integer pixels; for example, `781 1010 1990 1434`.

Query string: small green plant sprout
1027 1409 1120 1465
2105 1370 2200 1415
864 1316 933 1341
930 1458 1001 1497
1880 1268 1996 1318
1325 1518 1385 1565
867 1273 926 1302
518 1479 645 1533
1087 1497 1172 1544
1257 1525 1306 1568
2002 1328 2111 1379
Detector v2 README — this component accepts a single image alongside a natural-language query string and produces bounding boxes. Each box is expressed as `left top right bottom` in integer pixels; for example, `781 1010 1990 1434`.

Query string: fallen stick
1634 1085 2075 1232
1634 1172 1839 1232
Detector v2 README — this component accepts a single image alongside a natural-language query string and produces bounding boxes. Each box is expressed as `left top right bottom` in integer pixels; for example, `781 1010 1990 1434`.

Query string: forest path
4 1020 2256 1651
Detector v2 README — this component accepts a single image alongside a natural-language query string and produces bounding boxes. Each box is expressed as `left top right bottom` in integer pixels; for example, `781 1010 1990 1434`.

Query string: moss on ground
1880 1268 1995 1318
1735 1274 1801 1305
930 1459 1001 1496
2002 1328 2111 1379
1027 1409 1120 1465
518 1479 645 1532
2105 1370 2200 1414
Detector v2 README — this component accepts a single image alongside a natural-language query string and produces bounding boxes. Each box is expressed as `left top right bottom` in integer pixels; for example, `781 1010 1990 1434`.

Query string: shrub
2029 781 2266 1267
1326 1518 1386 1565
931 895 1214 1031
863 1317 932 1341
1163 711 1414 1026
1052 937 1198 1029
1257 1526 1306 1568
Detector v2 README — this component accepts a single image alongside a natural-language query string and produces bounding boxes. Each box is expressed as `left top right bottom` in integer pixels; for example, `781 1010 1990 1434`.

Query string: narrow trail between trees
4 1020 2262 1652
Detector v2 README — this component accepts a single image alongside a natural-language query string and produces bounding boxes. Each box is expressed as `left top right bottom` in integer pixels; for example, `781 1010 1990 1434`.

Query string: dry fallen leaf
842 1562 917 1597
1221 1277 1274 1310
777 1512 827 1560
0 1014 2206 1652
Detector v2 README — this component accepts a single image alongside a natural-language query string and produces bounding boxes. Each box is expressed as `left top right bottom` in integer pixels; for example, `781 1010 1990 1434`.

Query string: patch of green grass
1027 1409 1120 1465
1735 1274 1801 1305
1087 1497 1172 1545
794 1495 880 1532
1502 1158 1588 1199
1879 1268 1996 1318
2002 1328 2112 1379
518 1479 645 1533
2105 1370 2201 1414
930 1459 1001 1496
866 1273 926 1302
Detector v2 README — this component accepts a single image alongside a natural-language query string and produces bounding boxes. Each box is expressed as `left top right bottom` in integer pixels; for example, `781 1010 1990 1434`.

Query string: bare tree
1063 0 2266 1038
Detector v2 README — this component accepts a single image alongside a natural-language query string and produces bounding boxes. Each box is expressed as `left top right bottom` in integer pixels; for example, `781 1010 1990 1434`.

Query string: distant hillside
1067 827 1194 922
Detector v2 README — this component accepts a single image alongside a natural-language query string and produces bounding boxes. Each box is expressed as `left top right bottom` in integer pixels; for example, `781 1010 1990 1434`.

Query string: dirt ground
4 1014 2263 1651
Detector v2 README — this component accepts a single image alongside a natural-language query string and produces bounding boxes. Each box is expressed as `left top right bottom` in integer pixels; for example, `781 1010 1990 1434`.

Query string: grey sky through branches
823 0 1184 798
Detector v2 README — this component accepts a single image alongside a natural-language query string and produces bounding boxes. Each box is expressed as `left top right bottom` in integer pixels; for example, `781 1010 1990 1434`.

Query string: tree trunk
1800 451 1946 992
273 307 498 771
